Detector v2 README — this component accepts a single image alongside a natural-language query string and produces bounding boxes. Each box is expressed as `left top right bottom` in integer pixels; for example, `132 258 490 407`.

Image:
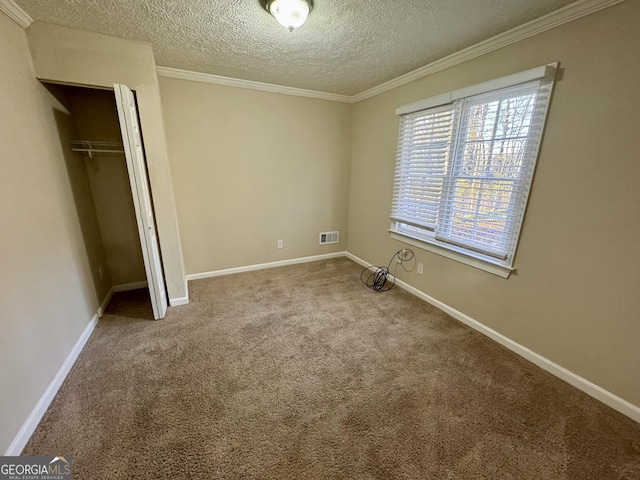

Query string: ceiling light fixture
266 0 313 31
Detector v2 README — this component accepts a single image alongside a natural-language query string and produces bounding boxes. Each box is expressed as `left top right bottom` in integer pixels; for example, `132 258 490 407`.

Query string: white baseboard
169 295 189 307
97 287 114 318
4 302 102 455
186 252 347 281
345 252 640 424
112 281 148 292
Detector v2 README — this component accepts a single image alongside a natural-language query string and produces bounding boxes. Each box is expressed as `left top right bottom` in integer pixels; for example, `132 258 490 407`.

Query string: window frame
390 64 557 278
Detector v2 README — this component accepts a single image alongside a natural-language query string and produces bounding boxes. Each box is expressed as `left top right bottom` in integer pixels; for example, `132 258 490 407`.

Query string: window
390 65 556 277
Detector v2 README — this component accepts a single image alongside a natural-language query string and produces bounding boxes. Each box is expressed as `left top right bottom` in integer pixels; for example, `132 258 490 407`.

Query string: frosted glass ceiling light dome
266 0 313 31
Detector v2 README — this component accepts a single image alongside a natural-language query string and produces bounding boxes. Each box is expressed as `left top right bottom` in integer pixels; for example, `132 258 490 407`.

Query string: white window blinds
390 65 555 269
390 104 458 231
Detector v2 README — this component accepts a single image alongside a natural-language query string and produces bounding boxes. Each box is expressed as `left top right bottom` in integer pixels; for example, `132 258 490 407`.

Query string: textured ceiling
15 0 578 96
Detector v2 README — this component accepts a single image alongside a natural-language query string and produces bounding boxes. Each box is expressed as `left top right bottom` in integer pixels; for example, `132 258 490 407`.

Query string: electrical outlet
417 263 424 275
277 239 284 249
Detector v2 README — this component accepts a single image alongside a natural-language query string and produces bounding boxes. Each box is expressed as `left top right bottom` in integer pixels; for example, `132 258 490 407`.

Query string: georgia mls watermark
0 456 72 480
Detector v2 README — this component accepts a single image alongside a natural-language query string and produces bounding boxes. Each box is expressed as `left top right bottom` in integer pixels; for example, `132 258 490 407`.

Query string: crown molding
0 0 33 28
157 66 353 104
351 0 627 103
158 0 623 104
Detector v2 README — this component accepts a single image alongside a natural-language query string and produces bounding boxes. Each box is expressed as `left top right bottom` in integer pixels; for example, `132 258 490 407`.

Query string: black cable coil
360 249 415 291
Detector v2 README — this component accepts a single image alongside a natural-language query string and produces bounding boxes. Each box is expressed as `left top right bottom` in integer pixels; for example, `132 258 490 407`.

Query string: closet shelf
71 140 124 158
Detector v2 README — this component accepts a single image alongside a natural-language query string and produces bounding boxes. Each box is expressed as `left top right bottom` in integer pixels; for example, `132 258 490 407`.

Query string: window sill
389 231 514 278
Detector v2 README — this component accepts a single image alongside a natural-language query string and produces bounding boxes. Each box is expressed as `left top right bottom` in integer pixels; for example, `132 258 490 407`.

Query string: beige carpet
23 258 640 479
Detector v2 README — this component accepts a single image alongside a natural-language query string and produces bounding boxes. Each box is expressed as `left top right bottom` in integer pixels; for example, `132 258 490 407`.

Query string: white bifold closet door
114 84 168 320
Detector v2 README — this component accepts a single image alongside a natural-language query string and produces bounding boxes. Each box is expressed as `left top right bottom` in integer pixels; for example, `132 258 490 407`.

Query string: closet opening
45 82 168 320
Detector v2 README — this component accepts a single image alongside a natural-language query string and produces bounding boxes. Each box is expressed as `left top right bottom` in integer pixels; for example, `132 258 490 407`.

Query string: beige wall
160 79 351 273
27 22 187 303
2 1 638 455
347 1 640 406
0 12 107 453
67 87 146 286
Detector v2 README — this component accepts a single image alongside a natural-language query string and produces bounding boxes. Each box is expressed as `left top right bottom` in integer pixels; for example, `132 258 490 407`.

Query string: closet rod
70 140 124 158
71 148 125 154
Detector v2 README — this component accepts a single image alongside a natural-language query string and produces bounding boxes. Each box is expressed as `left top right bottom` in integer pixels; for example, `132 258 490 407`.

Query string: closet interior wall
51 84 146 296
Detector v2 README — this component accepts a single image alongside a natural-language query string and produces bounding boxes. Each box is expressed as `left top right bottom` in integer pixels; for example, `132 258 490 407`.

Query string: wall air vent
319 231 339 245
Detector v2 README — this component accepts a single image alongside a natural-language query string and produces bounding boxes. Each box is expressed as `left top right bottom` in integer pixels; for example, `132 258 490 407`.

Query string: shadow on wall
67 86 147 288
45 83 111 304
